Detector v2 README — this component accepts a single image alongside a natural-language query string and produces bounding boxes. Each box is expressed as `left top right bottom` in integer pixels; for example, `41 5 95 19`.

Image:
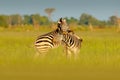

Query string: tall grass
0 28 120 80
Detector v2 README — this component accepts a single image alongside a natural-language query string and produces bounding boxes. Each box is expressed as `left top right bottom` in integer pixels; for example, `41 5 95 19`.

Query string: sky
0 0 120 21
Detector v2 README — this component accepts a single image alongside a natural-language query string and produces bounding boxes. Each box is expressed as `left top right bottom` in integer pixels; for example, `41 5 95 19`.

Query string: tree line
0 13 119 28
0 14 50 28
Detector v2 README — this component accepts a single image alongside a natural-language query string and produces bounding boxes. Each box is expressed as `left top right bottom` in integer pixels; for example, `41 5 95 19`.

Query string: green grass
0 28 120 80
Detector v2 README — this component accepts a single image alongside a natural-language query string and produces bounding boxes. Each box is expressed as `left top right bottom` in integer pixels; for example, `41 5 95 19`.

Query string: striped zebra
58 18 83 59
34 18 70 56
35 18 83 59
34 25 63 56
62 33 83 59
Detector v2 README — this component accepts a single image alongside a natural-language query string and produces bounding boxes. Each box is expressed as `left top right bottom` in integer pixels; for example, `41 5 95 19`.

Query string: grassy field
0 27 120 80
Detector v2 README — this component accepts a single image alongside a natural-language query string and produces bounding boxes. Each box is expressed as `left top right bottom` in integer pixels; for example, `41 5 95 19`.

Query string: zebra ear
58 18 63 24
60 17 63 22
59 18 67 25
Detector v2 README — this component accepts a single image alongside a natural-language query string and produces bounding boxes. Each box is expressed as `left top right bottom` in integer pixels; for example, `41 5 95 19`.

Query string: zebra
62 33 83 59
58 18 83 59
34 18 71 55
55 18 83 59
34 24 63 56
35 18 83 59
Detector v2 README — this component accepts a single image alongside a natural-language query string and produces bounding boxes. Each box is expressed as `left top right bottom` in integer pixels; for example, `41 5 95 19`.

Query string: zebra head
57 18 69 33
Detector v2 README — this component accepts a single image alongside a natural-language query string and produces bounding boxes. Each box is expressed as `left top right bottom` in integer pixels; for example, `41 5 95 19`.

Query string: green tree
23 15 32 25
10 14 22 26
40 16 50 25
65 17 78 25
0 15 8 27
31 14 40 27
108 16 117 25
23 14 50 26
79 13 99 26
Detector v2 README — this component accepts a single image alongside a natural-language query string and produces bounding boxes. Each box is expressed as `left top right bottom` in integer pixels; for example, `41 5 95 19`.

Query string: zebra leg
72 48 80 60
34 49 47 58
66 48 72 59
34 47 41 58
62 41 71 59
34 52 40 57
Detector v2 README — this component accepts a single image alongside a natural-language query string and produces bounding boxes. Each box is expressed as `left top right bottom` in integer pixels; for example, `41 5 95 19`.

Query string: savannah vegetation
0 9 120 80
0 26 120 80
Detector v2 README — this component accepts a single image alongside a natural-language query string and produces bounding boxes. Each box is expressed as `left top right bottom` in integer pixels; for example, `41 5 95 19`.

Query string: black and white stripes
34 18 83 59
62 33 83 59
35 27 63 54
